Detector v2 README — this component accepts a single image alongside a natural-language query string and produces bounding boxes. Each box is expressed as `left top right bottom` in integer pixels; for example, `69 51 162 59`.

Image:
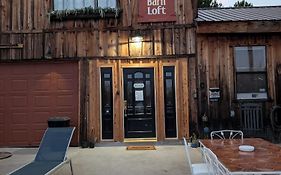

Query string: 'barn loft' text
147 0 166 15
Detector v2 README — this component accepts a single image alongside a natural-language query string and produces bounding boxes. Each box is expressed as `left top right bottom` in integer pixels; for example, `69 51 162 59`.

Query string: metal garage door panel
0 62 78 146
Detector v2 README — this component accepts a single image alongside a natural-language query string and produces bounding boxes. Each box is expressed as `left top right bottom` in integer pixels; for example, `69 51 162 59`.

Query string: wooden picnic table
200 138 281 174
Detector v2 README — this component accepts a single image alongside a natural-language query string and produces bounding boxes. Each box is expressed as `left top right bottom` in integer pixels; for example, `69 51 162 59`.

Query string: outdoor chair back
183 137 210 175
8 127 75 175
203 147 230 175
210 130 243 140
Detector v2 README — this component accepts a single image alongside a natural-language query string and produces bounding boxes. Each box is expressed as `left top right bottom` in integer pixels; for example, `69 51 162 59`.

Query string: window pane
66 0 74 9
145 81 151 106
74 0 83 9
98 0 116 8
54 0 63 10
252 46 266 70
236 73 267 93
85 0 95 7
134 72 143 79
165 79 173 105
235 46 266 72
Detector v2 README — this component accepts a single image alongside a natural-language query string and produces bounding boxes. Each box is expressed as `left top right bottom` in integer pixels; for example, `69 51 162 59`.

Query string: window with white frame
234 46 267 100
54 0 116 10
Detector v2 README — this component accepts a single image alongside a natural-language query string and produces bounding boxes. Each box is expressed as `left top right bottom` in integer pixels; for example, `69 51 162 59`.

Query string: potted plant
189 132 199 148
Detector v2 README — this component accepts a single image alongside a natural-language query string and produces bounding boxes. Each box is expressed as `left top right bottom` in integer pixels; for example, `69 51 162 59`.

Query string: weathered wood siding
197 33 281 129
0 0 197 59
0 0 197 142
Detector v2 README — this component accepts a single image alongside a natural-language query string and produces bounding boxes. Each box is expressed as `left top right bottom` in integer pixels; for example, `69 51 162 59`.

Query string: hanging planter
50 7 122 21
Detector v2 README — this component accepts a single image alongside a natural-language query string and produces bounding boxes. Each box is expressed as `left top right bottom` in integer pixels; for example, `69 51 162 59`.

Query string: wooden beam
0 43 23 49
197 21 281 34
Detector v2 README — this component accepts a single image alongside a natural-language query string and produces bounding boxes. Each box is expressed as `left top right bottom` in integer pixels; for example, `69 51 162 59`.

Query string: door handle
124 100 127 117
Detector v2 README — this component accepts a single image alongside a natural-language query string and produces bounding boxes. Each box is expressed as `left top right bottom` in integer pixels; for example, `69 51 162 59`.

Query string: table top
200 138 281 173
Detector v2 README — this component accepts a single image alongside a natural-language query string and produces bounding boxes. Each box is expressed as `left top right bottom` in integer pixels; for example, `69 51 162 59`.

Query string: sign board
209 88 220 102
138 0 176 23
134 83 145 89
135 90 144 101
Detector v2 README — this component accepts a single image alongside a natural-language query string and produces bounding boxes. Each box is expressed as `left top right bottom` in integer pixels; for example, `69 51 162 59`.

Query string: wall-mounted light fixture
131 30 143 43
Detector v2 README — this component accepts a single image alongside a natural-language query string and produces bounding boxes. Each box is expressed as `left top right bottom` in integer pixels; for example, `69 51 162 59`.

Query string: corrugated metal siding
197 6 281 22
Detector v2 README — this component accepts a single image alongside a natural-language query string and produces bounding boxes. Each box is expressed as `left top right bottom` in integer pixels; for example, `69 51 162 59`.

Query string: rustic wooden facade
197 19 281 138
2 0 280 146
0 0 198 145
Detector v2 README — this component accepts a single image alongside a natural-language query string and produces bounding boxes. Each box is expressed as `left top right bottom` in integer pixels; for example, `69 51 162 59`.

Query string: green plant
49 6 122 21
189 132 199 148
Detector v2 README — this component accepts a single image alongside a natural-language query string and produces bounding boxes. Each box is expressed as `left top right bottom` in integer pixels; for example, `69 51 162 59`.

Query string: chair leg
69 159 74 175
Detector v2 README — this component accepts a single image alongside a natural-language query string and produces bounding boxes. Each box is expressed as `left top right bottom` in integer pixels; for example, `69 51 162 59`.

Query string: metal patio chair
210 130 243 140
203 147 230 175
183 137 210 175
8 127 75 175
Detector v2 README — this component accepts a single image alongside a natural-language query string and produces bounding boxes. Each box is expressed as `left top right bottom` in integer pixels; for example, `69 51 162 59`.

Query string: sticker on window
135 90 144 101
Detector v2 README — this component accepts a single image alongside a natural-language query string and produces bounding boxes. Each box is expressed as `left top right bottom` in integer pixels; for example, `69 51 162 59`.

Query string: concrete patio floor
0 144 203 175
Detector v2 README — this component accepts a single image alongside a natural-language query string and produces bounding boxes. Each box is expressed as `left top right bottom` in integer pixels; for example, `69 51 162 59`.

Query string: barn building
0 0 280 146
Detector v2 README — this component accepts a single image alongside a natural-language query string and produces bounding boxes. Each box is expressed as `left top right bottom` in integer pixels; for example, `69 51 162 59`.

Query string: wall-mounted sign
134 83 145 89
138 0 176 23
209 88 220 102
135 90 144 101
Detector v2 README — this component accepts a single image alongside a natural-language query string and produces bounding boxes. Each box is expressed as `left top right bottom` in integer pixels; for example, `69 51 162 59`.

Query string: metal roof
197 6 281 22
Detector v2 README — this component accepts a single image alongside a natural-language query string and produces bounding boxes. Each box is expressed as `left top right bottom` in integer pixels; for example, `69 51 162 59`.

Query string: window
54 0 116 10
98 0 116 8
234 46 267 100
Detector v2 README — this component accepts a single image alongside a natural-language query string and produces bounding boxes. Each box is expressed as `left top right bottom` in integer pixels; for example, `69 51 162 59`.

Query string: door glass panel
145 81 151 106
101 68 113 139
165 79 173 105
134 72 143 79
146 74 151 78
127 81 133 106
164 66 177 138
165 72 172 77
104 81 111 104
104 73 110 78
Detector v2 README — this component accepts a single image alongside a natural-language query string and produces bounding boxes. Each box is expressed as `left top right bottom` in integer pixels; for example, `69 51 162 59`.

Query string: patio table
199 138 281 174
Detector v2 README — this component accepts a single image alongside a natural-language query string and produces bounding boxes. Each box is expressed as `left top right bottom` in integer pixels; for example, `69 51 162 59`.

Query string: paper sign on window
135 90 144 101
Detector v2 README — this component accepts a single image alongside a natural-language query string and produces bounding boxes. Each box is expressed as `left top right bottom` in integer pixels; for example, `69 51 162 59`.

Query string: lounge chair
8 127 75 175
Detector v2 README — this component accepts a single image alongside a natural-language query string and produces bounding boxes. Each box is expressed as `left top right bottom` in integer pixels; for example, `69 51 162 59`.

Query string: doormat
0 152 12 159
126 145 156 150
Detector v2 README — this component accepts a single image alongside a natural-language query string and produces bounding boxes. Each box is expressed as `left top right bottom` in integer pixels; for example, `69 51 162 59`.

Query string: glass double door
123 68 155 138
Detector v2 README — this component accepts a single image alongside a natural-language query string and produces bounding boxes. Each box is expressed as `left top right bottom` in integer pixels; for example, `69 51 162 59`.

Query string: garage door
0 62 78 146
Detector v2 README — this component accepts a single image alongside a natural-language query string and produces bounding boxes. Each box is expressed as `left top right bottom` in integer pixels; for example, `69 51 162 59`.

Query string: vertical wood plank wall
197 34 281 129
0 0 197 142
0 0 197 59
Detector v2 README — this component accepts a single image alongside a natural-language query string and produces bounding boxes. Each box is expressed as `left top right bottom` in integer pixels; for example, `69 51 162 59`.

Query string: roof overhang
196 20 281 34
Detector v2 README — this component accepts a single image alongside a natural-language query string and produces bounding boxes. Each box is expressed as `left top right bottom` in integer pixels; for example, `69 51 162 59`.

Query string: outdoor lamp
131 31 143 43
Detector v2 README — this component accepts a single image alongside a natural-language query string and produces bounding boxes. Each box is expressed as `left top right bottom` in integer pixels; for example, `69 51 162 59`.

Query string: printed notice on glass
135 90 144 101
